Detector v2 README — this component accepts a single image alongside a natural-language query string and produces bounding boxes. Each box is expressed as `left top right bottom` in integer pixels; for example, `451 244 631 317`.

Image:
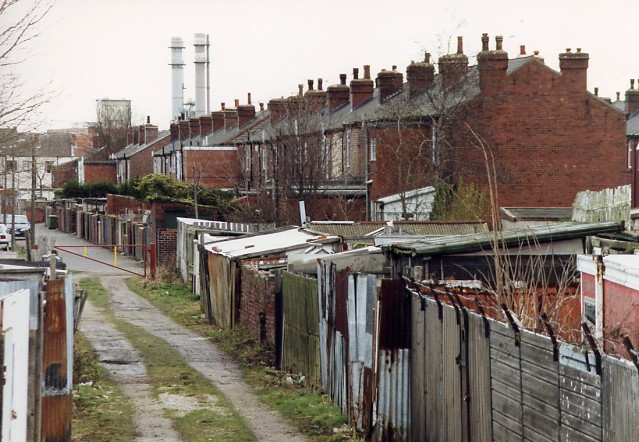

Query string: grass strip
128 276 358 441
79 278 256 442
72 332 135 442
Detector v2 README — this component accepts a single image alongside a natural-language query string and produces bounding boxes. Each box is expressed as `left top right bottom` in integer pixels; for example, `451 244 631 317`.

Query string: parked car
3 214 31 237
0 224 11 250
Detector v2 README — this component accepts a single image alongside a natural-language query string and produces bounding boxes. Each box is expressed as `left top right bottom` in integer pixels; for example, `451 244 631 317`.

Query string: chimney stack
350 65 375 108
223 102 238 130
559 47 589 90
268 98 288 120
142 116 158 144
627 78 639 114
178 118 190 140
305 78 327 111
199 114 213 135
439 36 469 87
189 117 201 138
376 68 404 103
212 103 225 131
170 122 179 142
478 34 509 92
237 93 256 127
327 74 350 111
406 52 435 98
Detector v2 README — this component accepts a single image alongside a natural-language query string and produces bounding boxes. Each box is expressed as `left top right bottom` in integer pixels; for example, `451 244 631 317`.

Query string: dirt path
100 275 305 442
79 300 182 442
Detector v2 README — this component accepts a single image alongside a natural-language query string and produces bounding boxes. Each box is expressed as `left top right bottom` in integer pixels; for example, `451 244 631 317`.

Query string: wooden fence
409 290 639 441
281 271 321 386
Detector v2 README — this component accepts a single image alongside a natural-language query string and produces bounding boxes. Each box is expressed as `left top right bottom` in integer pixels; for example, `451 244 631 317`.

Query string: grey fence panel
467 312 492 441
410 296 426 442
424 299 442 442
602 356 639 441
490 320 523 440
559 346 602 442
520 330 560 442
442 306 463 441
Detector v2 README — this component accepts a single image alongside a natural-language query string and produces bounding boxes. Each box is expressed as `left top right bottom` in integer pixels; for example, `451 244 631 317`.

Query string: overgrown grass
128 276 359 441
78 278 255 442
72 333 135 442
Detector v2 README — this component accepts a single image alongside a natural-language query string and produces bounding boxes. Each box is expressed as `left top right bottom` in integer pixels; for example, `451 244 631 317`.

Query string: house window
45 161 54 173
5 159 17 171
261 146 267 171
345 129 351 167
24 159 32 171
584 299 596 325
628 140 633 169
370 138 377 161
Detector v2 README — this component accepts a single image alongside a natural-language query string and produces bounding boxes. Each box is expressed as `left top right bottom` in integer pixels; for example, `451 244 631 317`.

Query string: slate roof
628 111 639 136
384 221 623 256
113 130 170 159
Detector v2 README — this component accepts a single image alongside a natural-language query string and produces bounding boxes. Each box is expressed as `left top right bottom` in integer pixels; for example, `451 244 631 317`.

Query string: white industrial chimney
170 37 185 121
193 33 210 117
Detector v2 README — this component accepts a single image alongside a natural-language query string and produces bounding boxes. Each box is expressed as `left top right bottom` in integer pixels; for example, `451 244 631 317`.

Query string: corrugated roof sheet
204 227 338 259
308 221 489 239
501 207 573 221
385 221 623 256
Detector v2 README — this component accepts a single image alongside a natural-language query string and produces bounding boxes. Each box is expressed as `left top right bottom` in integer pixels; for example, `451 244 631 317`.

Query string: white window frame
370 137 377 161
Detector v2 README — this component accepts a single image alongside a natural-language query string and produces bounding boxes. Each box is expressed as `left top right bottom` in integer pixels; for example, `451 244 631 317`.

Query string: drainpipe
594 254 604 343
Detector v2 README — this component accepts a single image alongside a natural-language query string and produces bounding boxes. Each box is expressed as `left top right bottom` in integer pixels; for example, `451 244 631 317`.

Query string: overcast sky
13 0 639 131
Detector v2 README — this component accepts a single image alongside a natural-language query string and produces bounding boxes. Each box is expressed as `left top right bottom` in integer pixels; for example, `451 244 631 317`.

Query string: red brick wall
603 279 639 359
106 194 147 215
240 263 277 346
129 134 170 179
52 160 78 188
84 162 117 185
157 228 177 264
452 60 629 208
183 149 240 189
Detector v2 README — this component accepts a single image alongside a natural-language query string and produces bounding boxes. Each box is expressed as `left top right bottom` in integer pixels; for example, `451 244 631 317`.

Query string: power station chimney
194 33 210 117
169 37 185 122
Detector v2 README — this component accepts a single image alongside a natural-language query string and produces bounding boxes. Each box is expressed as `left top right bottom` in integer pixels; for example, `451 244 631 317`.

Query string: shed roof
203 227 339 259
385 221 623 256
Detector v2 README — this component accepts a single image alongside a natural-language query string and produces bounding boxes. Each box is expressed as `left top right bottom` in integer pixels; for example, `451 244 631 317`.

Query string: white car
4 214 31 237
0 223 12 250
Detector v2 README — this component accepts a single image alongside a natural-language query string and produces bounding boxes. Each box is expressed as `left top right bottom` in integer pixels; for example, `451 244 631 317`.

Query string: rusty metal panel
410 295 426 442
423 297 442 441
374 349 411 441
346 273 376 432
41 279 71 441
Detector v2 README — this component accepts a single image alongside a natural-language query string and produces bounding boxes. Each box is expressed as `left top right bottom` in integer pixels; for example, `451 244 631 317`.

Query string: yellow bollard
84 246 87 257
114 245 117 267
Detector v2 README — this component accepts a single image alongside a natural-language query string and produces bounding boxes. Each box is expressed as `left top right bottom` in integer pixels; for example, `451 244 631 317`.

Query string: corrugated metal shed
385 221 623 256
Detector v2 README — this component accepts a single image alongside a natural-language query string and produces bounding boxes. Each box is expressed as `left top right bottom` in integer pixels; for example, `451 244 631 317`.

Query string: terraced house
150 34 630 225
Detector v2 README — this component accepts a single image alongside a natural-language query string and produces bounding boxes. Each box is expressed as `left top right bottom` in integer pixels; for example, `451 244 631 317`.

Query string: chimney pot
594 87 599 96
576 48 582 53
308 79 314 90
221 102 225 110
340 74 347 85
617 92 620 101
234 98 239 108
146 115 151 124
631 79 635 89
424 52 431 64
457 36 463 54
248 93 252 105
481 33 489 51
259 102 264 111
495 35 504 51
353 68 359 80
364 65 371 79
520 45 526 56
566 48 571 53
392 65 397 71
298 84 303 96
318 78 323 90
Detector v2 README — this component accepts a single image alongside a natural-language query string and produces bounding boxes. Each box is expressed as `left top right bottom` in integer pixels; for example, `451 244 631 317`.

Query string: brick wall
52 160 78 188
106 194 147 215
84 162 117 185
183 149 240 189
157 228 177 264
240 263 277 346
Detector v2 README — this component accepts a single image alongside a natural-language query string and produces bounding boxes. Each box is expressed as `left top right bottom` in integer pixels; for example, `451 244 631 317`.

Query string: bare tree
265 91 334 224
0 0 54 134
